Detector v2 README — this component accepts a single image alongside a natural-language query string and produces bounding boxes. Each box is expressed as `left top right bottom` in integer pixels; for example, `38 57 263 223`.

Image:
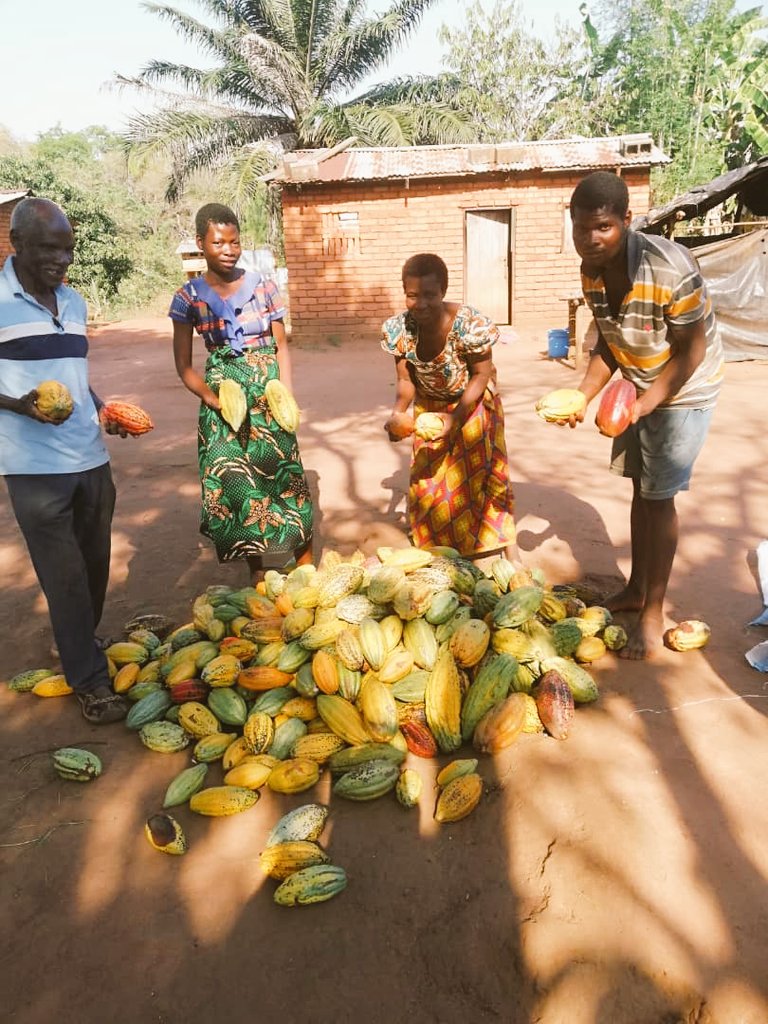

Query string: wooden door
464 209 513 324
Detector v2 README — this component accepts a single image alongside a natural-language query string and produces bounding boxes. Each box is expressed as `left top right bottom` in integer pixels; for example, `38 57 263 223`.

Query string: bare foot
619 612 664 660
604 585 645 613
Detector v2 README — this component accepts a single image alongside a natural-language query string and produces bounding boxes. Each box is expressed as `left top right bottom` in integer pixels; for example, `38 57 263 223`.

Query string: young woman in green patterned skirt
169 204 313 583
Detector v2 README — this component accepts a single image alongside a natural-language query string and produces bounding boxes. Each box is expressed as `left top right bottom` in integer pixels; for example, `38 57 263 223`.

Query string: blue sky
1 0 763 141
0 0 581 140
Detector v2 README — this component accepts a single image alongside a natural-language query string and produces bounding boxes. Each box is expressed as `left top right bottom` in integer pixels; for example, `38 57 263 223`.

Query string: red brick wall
282 169 650 341
0 200 19 266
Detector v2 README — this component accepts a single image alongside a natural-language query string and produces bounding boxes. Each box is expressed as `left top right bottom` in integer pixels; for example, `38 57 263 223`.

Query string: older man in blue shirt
0 197 129 723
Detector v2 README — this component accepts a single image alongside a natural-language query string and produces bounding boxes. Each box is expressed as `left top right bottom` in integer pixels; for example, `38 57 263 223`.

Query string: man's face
12 213 75 293
571 205 631 270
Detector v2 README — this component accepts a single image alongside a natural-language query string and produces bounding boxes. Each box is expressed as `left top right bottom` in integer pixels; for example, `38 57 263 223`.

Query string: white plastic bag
748 539 768 626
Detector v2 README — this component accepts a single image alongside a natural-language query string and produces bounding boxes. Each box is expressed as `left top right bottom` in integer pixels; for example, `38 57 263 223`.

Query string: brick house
0 190 32 265
273 135 667 341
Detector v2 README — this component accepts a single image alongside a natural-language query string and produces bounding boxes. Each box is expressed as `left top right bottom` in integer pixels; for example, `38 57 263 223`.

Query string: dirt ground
1 318 767 1024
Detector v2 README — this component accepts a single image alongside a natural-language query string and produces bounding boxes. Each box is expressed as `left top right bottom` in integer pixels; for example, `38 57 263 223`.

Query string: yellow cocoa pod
178 701 220 738
377 649 415 684
448 619 490 668
534 388 587 422
413 412 444 440
282 607 315 641
34 380 74 422
316 694 371 746
166 659 197 687
264 378 300 433
396 768 422 808
113 662 140 694
190 785 259 816
193 731 237 763
223 760 273 789
436 758 479 789
243 711 275 754
136 660 161 685
664 619 711 652
268 758 321 794
574 636 607 663
434 773 483 823
259 840 329 880
218 637 258 662
424 647 462 753
291 733 346 764
222 735 250 770
359 675 398 743
201 654 241 688
378 547 434 572
520 693 545 734
106 641 149 667
281 696 318 722
32 674 72 697
218 379 247 432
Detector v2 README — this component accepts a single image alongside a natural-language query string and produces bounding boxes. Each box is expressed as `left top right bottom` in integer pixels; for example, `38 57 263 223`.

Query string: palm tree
119 0 473 201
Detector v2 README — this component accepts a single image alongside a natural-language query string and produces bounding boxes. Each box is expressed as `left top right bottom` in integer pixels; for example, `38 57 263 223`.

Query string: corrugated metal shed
273 134 668 185
632 154 768 232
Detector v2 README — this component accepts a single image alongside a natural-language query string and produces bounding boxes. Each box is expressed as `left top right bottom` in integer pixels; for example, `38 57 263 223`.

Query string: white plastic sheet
748 539 768 627
692 229 768 362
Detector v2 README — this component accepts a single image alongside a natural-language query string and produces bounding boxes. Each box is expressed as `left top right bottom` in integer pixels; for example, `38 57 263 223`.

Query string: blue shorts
610 407 714 500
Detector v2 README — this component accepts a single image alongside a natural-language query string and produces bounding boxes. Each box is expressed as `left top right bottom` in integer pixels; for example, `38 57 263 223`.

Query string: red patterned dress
381 306 516 556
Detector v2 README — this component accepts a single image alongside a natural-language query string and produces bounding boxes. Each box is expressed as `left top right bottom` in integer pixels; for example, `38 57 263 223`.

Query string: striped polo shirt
0 256 108 475
581 231 723 409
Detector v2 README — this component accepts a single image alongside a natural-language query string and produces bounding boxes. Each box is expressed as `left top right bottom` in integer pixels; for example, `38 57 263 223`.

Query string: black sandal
77 688 128 725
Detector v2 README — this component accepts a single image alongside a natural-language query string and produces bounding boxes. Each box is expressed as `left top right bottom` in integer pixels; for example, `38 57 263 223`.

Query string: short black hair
401 253 448 291
195 203 239 240
570 172 629 218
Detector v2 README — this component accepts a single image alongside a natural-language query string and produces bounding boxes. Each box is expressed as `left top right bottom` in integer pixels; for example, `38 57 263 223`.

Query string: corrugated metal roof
0 189 31 205
275 135 668 185
633 154 768 231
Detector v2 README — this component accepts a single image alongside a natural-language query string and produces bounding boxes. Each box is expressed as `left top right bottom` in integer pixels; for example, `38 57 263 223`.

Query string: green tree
439 0 609 141
586 0 768 198
0 157 133 300
119 0 474 201
698 5 768 168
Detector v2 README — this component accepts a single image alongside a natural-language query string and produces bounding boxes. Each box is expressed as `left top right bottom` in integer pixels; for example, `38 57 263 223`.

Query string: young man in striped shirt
559 171 723 659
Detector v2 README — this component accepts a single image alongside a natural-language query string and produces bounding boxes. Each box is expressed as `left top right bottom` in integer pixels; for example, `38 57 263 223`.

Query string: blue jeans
5 464 115 694
610 407 714 500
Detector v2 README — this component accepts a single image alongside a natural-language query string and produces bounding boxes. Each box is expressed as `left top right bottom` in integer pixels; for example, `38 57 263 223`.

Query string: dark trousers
5 464 116 695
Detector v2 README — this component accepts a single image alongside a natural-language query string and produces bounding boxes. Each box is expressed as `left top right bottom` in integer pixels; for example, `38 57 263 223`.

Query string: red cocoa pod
533 669 574 740
595 379 637 438
400 720 439 758
168 679 210 704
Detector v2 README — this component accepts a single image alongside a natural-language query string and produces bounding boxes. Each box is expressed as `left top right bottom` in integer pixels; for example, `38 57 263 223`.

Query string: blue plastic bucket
547 328 570 359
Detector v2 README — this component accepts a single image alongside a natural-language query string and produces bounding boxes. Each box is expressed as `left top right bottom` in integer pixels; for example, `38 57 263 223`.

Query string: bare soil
1 318 767 1024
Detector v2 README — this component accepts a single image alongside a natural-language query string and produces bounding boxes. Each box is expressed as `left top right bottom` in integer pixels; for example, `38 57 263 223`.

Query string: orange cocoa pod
100 400 154 436
237 666 295 691
275 592 295 617
388 411 415 440
312 649 340 694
